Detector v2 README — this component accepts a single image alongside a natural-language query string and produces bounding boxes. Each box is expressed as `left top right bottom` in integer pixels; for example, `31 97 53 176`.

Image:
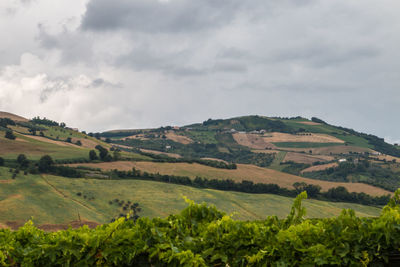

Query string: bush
5 130 16 140
17 154 29 169
38 155 54 172
0 157 4 166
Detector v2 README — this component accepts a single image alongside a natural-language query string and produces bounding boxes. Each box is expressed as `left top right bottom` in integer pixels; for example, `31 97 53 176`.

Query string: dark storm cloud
81 0 241 33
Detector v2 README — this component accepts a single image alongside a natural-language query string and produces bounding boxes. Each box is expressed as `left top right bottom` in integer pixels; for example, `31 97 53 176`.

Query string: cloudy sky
0 0 399 143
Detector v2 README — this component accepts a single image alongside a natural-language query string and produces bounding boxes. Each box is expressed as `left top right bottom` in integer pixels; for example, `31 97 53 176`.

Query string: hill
0 111 28 122
0 112 398 226
103 115 400 192
0 167 381 228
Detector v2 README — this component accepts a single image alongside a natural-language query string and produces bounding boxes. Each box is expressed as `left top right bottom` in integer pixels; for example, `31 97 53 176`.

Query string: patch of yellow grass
283 152 334 164
301 163 339 174
165 131 193 144
68 161 392 197
263 132 344 143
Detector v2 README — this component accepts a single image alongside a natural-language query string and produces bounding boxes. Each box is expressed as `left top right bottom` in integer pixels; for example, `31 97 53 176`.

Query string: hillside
103 115 400 191
0 167 381 228
0 112 399 227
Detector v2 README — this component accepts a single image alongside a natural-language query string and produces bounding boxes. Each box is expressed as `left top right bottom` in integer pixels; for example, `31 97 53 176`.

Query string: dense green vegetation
304 160 400 192
116 136 275 168
2 192 400 266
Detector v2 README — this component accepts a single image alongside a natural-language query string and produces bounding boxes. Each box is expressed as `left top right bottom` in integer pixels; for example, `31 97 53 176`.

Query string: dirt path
40 175 103 216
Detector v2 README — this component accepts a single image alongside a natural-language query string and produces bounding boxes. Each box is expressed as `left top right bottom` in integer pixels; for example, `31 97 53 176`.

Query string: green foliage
2 192 400 266
95 145 111 161
38 155 54 172
30 116 60 127
304 160 400 192
16 154 29 169
0 157 4 166
4 130 16 140
89 150 98 161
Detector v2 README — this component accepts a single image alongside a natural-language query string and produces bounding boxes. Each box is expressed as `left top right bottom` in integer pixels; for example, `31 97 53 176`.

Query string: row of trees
4 154 82 178
30 116 65 127
88 145 121 162
107 168 390 206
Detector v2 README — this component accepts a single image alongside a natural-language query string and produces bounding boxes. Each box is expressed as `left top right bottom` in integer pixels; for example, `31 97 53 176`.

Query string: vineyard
2 192 400 266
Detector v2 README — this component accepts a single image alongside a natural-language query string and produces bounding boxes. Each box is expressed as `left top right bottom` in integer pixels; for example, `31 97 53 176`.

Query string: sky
0 0 399 143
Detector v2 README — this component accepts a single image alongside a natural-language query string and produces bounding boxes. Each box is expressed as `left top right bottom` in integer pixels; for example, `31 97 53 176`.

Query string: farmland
0 167 382 227
67 161 392 196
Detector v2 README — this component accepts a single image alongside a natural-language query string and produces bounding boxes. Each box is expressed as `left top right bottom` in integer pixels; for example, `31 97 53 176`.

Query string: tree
76 140 82 146
113 150 121 161
17 154 29 169
0 157 4 166
66 137 72 143
5 130 16 140
38 155 54 172
95 145 109 161
28 128 36 135
89 150 98 161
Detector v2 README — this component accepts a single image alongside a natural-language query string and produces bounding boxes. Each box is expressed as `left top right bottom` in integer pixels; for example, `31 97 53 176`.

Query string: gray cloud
0 0 399 143
81 0 241 33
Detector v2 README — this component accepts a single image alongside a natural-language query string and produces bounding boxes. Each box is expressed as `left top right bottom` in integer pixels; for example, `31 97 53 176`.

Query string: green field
183 130 218 144
281 120 347 134
272 142 342 148
332 133 373 149
269 151 287 171
0 167 382 226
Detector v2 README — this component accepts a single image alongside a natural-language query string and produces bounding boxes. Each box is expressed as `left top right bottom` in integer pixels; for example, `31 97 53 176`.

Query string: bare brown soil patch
121 133 149 141
263 132 344 143
283 152 334 164
141 149 182 158
233 133 276 149
71 138 99 149
0 180 12 184
301 163 339 174
278 145 374 155
251 149 280 154
0 111 28 122
165 131 193 144
68 161 392 196
0 223 9 229
201 157 228 164
5 221 24 230
297 121 322 125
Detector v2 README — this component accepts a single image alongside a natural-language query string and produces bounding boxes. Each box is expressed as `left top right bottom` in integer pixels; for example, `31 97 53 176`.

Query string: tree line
105 168 390 206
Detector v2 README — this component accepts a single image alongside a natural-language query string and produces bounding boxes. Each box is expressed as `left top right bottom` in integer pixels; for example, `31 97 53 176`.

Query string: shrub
5 130 16 140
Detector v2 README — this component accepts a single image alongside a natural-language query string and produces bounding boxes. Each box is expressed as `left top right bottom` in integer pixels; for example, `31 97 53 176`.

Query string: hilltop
0 112 399 227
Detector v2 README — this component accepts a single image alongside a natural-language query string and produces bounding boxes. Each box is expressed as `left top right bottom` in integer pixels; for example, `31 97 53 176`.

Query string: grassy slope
0 167 381 225
0 127 147 161
0 131 90 160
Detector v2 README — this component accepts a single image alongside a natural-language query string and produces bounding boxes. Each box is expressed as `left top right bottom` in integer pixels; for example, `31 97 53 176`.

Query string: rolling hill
0 112 399 228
